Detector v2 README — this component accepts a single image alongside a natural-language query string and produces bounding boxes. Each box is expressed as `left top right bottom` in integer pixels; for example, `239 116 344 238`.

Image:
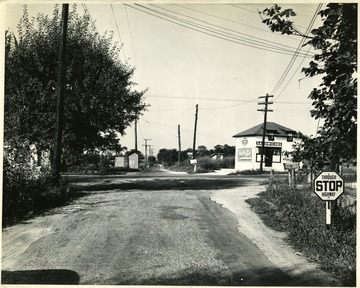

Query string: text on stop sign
316 180 343 191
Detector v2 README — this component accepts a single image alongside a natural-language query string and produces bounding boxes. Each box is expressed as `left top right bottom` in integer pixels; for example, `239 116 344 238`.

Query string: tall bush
3 145 74 227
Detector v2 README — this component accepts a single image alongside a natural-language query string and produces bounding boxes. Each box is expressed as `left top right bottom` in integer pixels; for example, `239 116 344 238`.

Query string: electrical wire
141 119 178 138
124 4 313 57
148 98 257 111
148 107 195 112
274 45 312 100
271 3 322 98
147 94 256 103
147 94 310 105
124 4 142 85
110 4 127 61
230 3 309 30
150 4 306 56
227 4 259 14
200 98 258 110
137 4 313 57
174 4 291 37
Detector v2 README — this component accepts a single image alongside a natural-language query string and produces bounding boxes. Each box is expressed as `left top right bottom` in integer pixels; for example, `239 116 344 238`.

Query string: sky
3 1 328 157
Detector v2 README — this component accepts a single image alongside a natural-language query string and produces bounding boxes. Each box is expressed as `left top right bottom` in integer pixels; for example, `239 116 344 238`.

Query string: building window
287 133 294 142
255 147 282 164
268 132 274 141
272 148 281 163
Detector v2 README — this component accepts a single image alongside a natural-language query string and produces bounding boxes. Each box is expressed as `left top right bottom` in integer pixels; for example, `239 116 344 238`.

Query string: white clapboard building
233 122 301 172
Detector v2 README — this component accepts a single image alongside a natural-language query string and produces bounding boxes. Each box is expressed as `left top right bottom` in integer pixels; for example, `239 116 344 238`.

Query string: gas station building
233 122 301 172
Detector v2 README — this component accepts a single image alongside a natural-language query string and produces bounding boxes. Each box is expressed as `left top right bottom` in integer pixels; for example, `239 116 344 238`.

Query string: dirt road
2 171 342 285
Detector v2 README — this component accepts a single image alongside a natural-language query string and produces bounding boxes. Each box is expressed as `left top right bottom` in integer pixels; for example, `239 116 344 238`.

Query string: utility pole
52 4 69 180
149 145 154 157
192 104 198 159
134 118 138 151
178 124 181 165
257 94 273 172
148 145 154 166
143 138 151 168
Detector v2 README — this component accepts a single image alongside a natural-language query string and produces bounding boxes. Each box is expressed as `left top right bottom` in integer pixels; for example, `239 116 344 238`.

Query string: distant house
211 153 224 160
233 122 301 171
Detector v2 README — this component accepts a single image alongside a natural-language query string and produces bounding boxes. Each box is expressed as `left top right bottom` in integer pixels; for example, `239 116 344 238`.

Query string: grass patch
246 177 356 286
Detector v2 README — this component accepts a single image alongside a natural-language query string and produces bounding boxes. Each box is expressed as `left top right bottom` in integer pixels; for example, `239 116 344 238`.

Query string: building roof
233 122 298 138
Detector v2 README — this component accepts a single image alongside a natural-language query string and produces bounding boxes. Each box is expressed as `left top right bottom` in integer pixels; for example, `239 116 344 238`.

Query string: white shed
114 155 128 168
128 152 139 169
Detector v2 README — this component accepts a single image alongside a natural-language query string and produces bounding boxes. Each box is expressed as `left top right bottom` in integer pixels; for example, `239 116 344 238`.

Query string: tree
157 148 177 166
5 4 147 166
261 4 357 169
197 145 209 157
211 144 235 157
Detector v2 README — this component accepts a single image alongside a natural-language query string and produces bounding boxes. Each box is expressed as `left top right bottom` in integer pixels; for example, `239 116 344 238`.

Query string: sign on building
256 141 282 147
238 148 252 160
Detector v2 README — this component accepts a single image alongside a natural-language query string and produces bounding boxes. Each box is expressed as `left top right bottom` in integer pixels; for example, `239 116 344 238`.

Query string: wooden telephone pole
257 94 273 172
135 118 138 151
52 4 69 179
143 138 151 167
192 104 198 159
178 124 181 165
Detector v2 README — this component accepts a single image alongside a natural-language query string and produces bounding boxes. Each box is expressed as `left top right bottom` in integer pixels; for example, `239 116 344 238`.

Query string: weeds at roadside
246 177 356 286
3 158 77 227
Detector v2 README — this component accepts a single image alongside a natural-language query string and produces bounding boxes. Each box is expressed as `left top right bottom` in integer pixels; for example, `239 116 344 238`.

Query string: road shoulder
210 184 343 286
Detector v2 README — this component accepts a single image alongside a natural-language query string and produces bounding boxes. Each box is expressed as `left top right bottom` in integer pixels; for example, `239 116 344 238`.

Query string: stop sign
313 171 344 201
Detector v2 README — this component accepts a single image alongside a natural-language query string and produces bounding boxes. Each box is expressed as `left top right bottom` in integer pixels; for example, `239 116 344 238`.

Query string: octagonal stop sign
313 171 344 201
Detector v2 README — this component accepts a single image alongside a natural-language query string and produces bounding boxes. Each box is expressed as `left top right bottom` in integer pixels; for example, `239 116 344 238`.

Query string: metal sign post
326 201 331 225
283 163 299 189
190 159 197 173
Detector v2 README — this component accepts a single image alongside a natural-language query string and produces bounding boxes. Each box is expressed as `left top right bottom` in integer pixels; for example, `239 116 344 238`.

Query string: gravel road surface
2 172 342 285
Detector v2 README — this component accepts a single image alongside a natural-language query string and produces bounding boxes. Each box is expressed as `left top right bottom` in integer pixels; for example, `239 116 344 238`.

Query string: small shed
211 153 224 160
128 152 139 169
114 155 128 168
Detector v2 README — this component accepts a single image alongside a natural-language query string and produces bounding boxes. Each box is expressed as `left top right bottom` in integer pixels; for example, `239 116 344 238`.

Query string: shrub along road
2 170 342 285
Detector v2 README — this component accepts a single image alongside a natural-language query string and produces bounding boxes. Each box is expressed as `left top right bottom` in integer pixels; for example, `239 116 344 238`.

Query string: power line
139 4 313 57
124 4 139 73
110 4 127 61
230 3 310 30
227 4 259 14
147 94 310 105
271 4 322 98
125 4 313 57
174 4 288 37
150 4 306 56
274 45 312 100
148 107 195 112
142 118 178 138
147 94 257 102
200 98 258 110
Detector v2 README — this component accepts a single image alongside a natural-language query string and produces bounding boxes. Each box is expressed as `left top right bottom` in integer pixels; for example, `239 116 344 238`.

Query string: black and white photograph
1 1 357 286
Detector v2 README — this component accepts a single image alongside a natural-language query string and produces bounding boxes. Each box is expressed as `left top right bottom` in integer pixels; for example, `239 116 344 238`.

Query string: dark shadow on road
72 178 250 192
1 269 80 284
109 266 342 286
